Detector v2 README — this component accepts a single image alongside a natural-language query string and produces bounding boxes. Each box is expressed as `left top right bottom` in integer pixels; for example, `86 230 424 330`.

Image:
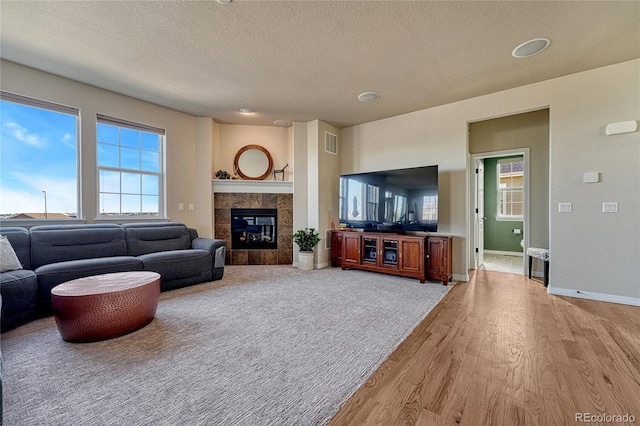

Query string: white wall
315 121 340 267
292 121 309 264
341 59 640 303
0 60 209 229
214 124 291 181
195 117 215 237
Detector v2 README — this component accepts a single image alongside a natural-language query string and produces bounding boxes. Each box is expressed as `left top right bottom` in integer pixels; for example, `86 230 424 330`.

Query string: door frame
469 148 530 274
475 158 485 269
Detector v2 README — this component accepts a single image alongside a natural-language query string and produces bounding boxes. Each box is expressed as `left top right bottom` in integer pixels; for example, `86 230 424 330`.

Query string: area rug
1 265 452 426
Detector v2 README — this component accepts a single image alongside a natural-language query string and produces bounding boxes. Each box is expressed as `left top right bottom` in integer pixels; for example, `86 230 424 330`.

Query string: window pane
100 193 120 215
121 147 140 170
0 99 78 218
142 195 159 214
120 128 140 148
512 190 523 203
121 173 141 194
100 170 120 193
141 132 160 151
122 194 141 214
97 143 119 167
141 174 158 195
141 150 159 172
97 123 118 145
512 203 523 216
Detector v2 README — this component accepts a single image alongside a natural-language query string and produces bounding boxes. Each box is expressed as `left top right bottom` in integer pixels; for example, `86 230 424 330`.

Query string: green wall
483 156 523 252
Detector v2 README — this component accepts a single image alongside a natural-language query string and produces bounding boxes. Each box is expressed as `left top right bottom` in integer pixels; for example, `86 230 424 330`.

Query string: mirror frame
233 144 274 180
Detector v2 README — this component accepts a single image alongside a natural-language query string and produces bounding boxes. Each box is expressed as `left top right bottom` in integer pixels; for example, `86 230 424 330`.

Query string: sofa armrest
191 238 226 268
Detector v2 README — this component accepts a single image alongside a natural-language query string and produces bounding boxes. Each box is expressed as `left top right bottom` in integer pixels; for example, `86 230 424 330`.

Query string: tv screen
339 165 438 232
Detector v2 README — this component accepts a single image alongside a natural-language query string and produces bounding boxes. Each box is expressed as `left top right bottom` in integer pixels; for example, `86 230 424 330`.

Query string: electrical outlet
189 203 195 211
558 202 572 213
602 202 618 213
178 203 184 211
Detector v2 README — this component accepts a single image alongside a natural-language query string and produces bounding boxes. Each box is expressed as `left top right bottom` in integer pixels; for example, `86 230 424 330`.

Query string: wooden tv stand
331 231 452 285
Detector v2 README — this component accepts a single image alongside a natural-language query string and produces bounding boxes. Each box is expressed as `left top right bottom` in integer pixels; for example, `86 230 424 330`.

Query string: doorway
471 149 530 274
467 108 550 277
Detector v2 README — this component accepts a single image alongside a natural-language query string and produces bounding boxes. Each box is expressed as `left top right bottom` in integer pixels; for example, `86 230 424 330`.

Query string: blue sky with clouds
0 100 77 215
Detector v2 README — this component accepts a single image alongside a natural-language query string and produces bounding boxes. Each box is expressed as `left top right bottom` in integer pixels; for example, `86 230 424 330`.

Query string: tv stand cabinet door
399 237 424 277
427 236 453 285
341 233 361 267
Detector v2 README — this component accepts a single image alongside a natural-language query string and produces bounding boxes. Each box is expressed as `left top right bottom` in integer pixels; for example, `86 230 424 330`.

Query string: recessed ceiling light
512 38 551 58
239 108 253 114
357 92 380 102
274 120 290 127
217 0 233 4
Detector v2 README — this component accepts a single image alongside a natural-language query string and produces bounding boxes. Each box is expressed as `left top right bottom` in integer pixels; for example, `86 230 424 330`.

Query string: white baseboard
484 250 523 257
548 287 640 307
453 273 469 282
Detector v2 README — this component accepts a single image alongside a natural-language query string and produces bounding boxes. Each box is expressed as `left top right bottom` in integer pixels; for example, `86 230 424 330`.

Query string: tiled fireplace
214 192 293 265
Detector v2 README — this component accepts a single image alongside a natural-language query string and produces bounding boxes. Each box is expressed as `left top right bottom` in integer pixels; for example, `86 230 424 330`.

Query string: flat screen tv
339 165 438 233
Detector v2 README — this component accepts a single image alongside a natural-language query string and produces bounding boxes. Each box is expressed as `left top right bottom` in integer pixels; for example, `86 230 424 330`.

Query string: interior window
497 157 524 220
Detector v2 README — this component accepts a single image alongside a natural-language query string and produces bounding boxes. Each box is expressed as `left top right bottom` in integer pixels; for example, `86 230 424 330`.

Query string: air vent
325 132 337 155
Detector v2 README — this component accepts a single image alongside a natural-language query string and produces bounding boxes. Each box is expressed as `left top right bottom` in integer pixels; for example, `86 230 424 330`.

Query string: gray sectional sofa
0 222 226 331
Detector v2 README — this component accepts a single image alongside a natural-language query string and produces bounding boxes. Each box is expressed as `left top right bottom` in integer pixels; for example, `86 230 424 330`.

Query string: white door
475 159 485 268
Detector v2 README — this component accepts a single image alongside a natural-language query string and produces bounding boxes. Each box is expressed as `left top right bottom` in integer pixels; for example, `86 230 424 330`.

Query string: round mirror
233 145 273 180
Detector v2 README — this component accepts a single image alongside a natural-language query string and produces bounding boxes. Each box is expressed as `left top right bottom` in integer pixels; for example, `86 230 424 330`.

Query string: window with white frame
0 91 79 220
496 157 524 220
96 115 165 218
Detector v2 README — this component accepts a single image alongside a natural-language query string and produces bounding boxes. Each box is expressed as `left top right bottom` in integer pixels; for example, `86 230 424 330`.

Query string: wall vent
325 132 338 155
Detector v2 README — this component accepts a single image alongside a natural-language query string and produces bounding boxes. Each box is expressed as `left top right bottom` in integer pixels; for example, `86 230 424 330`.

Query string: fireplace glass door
231 208 278 249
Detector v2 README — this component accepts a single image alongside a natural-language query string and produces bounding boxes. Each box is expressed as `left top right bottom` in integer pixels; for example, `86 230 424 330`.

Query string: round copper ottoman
51 271 161 343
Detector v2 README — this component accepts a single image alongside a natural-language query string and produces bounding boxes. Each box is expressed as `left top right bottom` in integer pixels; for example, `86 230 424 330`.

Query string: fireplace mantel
212 180 293 194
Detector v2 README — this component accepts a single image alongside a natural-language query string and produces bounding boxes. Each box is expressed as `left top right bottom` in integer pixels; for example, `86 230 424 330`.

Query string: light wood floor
329 270 640 426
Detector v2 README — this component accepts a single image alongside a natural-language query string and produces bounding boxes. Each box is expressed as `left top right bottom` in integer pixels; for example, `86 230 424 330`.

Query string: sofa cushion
0 269 38 331
0 227 31 270
30 224 128 269
138 249 212 285
123 222 191 256
35 256 143 315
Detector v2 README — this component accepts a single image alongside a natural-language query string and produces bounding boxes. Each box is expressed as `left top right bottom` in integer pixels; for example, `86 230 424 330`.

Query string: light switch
602 202 618 213
583 172 599 183
558 202 572 213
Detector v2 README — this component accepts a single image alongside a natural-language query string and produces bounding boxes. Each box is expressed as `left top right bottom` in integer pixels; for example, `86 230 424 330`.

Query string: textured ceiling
1 1 638 128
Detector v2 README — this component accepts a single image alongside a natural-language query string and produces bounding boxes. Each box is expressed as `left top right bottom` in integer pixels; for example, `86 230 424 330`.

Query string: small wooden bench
526 248 549 287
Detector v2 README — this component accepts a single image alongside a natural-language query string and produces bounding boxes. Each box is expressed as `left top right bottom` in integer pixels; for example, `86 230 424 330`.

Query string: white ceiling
1 1 638 129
